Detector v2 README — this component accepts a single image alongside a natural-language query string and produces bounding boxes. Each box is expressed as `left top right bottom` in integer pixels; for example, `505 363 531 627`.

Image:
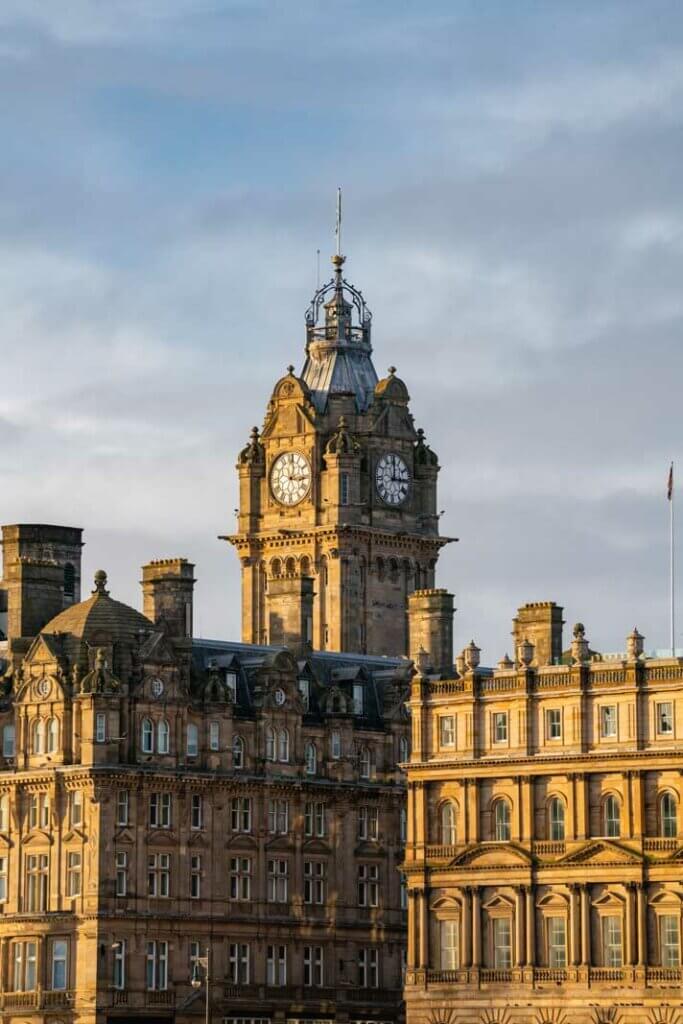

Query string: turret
141 559 195 638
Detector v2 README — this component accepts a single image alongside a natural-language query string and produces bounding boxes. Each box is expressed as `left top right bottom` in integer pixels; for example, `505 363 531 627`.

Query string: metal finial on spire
335 187 342 257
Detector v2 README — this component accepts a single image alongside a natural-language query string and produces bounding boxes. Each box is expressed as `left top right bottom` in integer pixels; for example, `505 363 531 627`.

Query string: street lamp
191 947 210 1024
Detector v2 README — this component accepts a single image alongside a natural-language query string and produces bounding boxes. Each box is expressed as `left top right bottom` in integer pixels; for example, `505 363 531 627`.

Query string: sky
1 0 683 663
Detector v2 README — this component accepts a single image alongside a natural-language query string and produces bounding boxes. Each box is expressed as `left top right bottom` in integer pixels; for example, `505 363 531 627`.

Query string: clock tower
224 248 452 657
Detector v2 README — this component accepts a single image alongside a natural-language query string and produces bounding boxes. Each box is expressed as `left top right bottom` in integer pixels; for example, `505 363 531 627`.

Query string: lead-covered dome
42 570 153 654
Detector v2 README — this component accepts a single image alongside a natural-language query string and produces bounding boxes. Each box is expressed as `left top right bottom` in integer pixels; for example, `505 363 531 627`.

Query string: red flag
668 462 674 501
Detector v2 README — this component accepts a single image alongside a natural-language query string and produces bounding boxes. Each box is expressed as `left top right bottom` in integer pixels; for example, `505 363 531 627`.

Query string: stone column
525 885 535 966
462 887 472 968
472 887 482 967
631 771 644 838
407 891 417 968
623 772 632 839
625 884 634 965
569 886 579 966
515 887 525 966
576 773 587 840
580 885 591 966
637 884 647 967
419 889 429 969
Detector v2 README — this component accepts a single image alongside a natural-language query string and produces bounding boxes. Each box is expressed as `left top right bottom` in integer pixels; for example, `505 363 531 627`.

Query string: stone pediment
302 838 330 854
139 631 177 666
560 840 642 866
62 828 87 844
448 842 532 868
354 841 383 858
264 835 294 853
483 893 515 911
25 634 62 666
114 828 135 845
188 832 208 848
225 833 257 851
21 830 53 847
665 846 683 862
147 829 176 846
0 834 13 850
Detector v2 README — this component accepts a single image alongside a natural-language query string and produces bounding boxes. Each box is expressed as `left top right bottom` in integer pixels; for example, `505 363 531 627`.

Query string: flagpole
671 461 676 657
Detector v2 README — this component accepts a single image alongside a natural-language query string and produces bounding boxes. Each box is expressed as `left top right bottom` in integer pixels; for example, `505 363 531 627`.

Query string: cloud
1 1 683 660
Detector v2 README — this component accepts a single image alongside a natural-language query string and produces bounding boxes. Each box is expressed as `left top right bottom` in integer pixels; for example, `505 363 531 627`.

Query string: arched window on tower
2 725 15 759
278 729 290 763
186 723 199 758
32 719 44 755
304 741 317 775
141 718 154 754
157 719 170 755
46 718 58 754
265 727 276 762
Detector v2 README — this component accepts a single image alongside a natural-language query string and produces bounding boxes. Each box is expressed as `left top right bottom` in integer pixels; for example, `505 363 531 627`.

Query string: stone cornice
409 745 683 777
222 524 452 553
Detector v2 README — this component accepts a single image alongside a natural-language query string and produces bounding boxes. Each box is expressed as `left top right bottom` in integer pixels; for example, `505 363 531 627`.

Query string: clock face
151 679 164 698
36 678 51 699
274 688 286 706
376 452 410 506
270 451 311 506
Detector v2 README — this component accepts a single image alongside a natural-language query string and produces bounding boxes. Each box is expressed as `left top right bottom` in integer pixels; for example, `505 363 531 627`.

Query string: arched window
285 557 296 576
232 735 244 769
494 799 511 842
304 741 317 775
603 794 621 837
660 792 678 838
32 719 44 755
359 747 371 779
300 556 311 577
271 558 282 579
186 723 199 758
265 727 276 762
141 718 154 754
399 735 409 763
157 719 170 755
0 795 9 831
441 801 457 845
548 797 565 841
278 729 290 763
46 718 58 754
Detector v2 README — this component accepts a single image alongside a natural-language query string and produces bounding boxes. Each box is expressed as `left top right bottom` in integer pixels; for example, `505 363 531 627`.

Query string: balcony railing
425 844 459 859
588 968 624 983
534 968 568 982
532 840 566 856
145 990 175 1006
643 837 678 853
1 990 75 1011
646 967 683 984
480 970 513 983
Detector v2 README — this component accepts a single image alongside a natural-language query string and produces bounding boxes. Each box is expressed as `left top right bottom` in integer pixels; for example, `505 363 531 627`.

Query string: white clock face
376 452 410 505
274 688 286 706
270 451 311 506
151 679 164 698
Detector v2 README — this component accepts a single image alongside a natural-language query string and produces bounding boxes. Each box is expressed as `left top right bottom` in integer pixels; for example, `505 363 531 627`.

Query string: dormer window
225 672 237 702
331 731 342 760
298 679 310 711
46 718 58 753
141 719 154 754
353 684 364 715
157 720 170 755
95 713 106 744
